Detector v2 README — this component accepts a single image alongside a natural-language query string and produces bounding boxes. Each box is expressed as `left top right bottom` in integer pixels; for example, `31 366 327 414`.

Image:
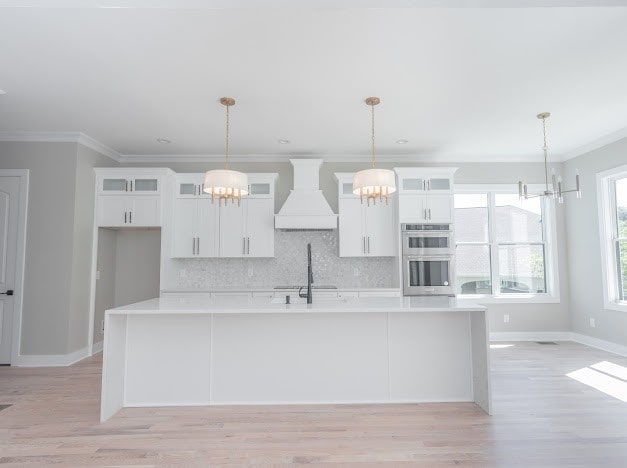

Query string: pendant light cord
371 102 376 169
225 103 230 170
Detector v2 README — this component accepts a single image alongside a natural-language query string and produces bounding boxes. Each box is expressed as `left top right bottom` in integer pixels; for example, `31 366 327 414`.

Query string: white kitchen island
100 296 491 422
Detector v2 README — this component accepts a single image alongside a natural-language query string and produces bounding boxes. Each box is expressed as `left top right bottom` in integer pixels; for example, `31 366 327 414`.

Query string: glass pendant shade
353 168 397 200
203 169 248 199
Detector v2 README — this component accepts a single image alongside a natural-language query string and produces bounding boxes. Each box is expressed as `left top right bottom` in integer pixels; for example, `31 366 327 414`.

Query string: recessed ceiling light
278 139 291 144
156 138 171 144
396 139 409 144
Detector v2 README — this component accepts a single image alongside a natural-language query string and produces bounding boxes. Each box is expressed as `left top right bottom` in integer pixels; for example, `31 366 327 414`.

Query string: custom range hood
275 159 338 229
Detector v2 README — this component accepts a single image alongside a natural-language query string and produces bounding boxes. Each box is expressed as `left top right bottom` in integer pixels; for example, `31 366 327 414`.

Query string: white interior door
0 176 22 364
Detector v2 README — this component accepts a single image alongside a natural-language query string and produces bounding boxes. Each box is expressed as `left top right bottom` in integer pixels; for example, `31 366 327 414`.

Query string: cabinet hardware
427 180 430 191
243 237 246 255
129 211 132 224
130 180 133 192
428 208 431 220
362 236 366 254
0 289 13 296
125 180 129 192
197 237 200 255
124 211 127 224
247 237 250 255
367 236 370 254
423 180 426 191
192 237 196 255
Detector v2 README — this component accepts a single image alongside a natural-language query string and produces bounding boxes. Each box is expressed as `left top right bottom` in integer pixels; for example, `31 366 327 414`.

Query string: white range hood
275 159 338 230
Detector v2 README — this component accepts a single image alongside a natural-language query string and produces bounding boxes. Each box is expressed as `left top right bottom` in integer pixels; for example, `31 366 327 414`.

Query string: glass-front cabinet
100 176 160 194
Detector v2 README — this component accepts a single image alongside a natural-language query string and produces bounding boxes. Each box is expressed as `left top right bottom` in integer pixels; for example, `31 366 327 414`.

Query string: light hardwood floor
1 341 627 466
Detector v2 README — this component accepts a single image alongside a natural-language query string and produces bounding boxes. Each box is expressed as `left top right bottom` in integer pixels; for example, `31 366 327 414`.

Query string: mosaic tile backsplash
175 230 395 289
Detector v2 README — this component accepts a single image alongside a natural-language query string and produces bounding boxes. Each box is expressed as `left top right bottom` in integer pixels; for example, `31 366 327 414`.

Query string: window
598 166 627 310
455 186 557 300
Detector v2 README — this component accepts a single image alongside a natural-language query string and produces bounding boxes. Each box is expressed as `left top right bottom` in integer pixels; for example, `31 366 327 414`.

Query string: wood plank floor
1 341 627 466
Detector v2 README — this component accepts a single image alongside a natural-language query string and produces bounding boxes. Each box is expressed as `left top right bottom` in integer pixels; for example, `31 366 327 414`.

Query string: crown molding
560 126 627 162
0 131 122 162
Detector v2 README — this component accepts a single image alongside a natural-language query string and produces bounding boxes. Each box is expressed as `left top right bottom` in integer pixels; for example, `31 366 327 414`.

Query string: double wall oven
402 224 455 296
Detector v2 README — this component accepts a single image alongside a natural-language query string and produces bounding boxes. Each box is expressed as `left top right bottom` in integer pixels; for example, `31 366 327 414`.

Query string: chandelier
518 112 581 203
203 97 248 206
353 97 396 206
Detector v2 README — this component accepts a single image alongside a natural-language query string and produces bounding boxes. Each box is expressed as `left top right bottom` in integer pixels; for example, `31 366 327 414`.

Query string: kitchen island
101 296 491 422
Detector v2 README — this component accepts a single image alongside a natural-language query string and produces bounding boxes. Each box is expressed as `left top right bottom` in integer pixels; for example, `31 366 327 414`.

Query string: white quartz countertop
107 295 486 315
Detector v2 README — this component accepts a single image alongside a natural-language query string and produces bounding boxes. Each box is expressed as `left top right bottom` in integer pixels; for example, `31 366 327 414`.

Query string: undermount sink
269 296 349 305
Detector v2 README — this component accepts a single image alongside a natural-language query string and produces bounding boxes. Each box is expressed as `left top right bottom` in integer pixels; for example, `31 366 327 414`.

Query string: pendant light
353 97 396 206
518 112 581 203
203 97 248 206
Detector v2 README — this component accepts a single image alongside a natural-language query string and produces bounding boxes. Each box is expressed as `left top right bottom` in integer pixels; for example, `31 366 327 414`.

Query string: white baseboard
570 333 627 357
490 331 572 342
12 345 90 367
91 340 103 354
490 331 627 357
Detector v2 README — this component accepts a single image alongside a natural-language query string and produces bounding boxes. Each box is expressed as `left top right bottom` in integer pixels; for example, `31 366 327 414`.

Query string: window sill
603 301 627 312
456 293 560 305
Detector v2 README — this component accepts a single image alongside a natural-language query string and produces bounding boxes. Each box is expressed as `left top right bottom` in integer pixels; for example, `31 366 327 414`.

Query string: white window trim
597 164 627 312
454 184 560 304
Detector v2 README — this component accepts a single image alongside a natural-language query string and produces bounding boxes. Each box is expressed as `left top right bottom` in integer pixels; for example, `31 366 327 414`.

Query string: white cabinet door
98 196 128 227
245 198 274 257
426 194 452 223
197 199 219 257
172 199 198 257
398 195 426 223
219 202 246 257
338 198 366 257
364 202 395 256
130 197 160 226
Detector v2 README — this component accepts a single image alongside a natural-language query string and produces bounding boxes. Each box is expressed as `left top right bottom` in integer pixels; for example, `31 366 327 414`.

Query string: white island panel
124 314 212 406
388 312 472 401
211 313 389 404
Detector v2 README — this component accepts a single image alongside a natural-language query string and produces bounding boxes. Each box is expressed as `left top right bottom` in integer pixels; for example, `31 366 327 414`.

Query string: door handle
0 290 13 296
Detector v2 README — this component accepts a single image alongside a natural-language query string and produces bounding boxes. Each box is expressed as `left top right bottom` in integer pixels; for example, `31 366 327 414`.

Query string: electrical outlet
503 314 510 323
179 269 187 279
353 267 360 277
101 320 105 334
590 318 596 328
248 266 254 277
96 270 100 280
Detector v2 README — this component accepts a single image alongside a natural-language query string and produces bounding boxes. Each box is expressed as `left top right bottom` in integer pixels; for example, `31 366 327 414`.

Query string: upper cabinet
394 167 457 224
171 173 277 258
95 168 173 228
334 173 396 257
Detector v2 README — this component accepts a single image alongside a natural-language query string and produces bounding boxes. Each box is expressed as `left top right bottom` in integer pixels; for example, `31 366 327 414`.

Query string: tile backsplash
175 230 396 289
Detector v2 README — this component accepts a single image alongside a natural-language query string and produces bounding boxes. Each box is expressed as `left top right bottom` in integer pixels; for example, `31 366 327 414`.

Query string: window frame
455 184 560 304
597 165 627 312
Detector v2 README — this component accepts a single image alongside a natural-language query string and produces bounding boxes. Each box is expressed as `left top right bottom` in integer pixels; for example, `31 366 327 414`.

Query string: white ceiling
1 2 627 161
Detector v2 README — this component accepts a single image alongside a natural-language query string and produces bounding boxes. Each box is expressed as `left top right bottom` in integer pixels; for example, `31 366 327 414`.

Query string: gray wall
0 141 117 356
113 229 161 307
564 137 627 347
93 227 116 345
125 159 571 335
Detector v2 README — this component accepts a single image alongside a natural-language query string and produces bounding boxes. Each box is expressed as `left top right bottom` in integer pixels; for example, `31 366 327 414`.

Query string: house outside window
597 166 627 311
454 185 559 302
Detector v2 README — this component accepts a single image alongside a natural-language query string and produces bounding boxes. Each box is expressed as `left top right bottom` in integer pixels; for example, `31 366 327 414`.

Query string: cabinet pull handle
247 237 250 255
124 211 127 224
428 208 431 220
362 236 366 254
129 211 132 224
427 180 430 191
367 236 370 254
243 237 246 255
197 237 200 255
130 180 133 192
192 237 196 255
201 183 204 195
125 180 128 192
